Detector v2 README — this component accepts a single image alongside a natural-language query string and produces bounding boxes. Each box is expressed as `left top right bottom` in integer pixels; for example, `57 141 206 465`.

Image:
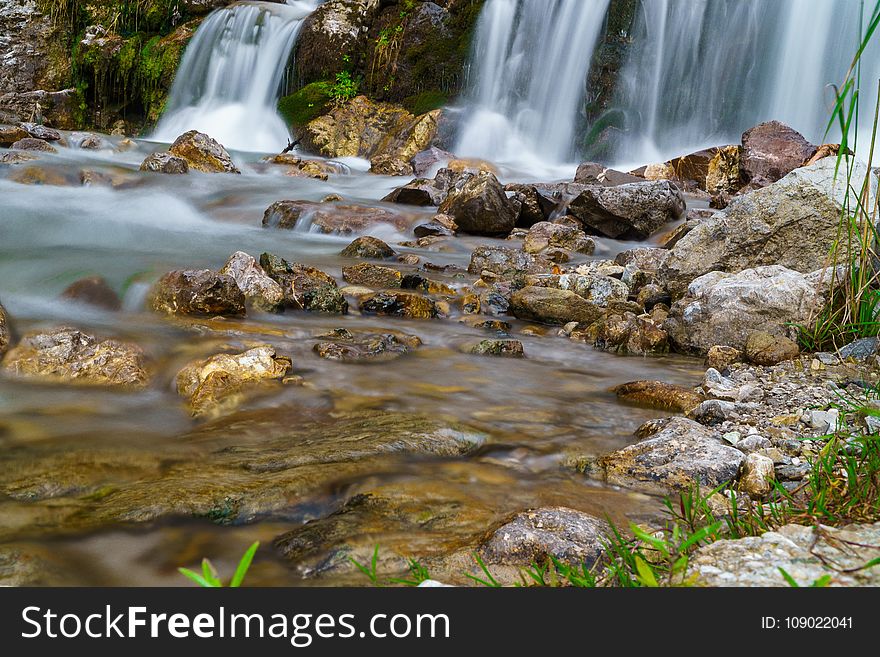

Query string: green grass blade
178 567 216 588
229 541 259 588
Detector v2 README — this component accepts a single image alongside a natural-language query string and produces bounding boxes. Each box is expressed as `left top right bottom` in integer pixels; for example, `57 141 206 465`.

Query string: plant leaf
230 541 259 588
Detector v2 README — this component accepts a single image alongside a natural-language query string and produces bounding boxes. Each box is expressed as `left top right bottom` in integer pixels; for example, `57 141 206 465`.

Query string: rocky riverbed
1 113 879 587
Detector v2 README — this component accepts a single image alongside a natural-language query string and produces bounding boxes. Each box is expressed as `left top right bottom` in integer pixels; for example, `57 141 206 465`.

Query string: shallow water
0 137 703 586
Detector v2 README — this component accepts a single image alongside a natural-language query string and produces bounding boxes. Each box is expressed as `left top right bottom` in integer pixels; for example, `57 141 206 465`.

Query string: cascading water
611 0 880 165
454 0 611 171
152 1 320 153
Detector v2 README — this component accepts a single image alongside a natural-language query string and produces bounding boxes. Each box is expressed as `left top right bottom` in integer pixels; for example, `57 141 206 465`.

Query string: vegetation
179 542 260 588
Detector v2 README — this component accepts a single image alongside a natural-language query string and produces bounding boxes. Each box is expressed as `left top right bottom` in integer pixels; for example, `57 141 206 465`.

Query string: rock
803 143 840 167
837 337 879 361
0 300 10 358
690 399 737 425
613 247 667 273
413 213 457 237
574 162 642 186
149 270 246 317
0 151 38 165
659 159 871 297
369 154 412 176
342 262 402 288
688 522 880 586
438 171 517 235
401 274 454 296
12 137 55 152
744 331 800 366
523 222 595 255
738 453 775 498
381 178 445 206
509 287 603 325
60 276 121 311
567 180 686 240
259 254 347 314
613 380 703 413
75 133 109 150
705 345 743 372
168 130 240 174
411 146 454 176
665 266 824 354
0 90 78 131
359 292 438 319
467 246 550 279
1 328 147 387
219 251 285 312
480 508 610 567
139 151 189 174
529 272 629 307
339 236 395 259
598 417 745 494
589 312 669 356
741 121 816 185
20 123 60 141
469 339 524 358
706 145 744 194
262 200 408 234
313 328 421 362
176 346 292 417
0 123 28 146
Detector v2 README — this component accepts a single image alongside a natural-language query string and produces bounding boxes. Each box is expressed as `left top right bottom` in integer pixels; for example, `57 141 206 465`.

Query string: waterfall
152 1 320 154
454 0 611 169
611 0 880 165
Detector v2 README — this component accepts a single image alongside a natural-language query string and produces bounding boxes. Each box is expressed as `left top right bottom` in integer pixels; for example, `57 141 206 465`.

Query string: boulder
339 236 395 259
744 331 800 366
12 137 56 152
262 200 408 234
149 269 246 317
438 171 517 235
598 417 745 494
574 162 643 186
0 90 78 131
523 222 595 255
589 312 669 356
659 159 872 297
706 145 744 194
369 154 412 176
359 291 438 319
480 508 610 567
381 178 446 206
259 254 347 314
413 213 457 237
1 328 147 387
467 246 551 279
60 276 121 311
313 328 421 362
664 266 824 355
168 130 240 174
526 273 629 307
705 345 743 372
219 251 285 312
567 180 686 240
0 124 29 146
509 287 603 325
613 380 703 413
741 121 816 185
0 300 10 357
20 122 61 141
342 262 402 288
139 152 189 174
411 146 454 176
176 345 292 417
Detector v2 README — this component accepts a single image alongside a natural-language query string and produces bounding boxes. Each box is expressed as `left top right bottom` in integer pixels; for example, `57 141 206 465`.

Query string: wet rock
414 213 457 237
688 522 880 586
369 154 412 176
21 123 61 141
574 162 642 186
400 274 454 296
469 339 524 358
313 328 421 363
480 508 610 567
613 247 667 273
342 262 402 288
589 312 669 356
219 251 285 313
527 272 629 307
75 133 109 150
738 453 775 498
665 266 823 354
0 91 77 132
636 284 670 311
149 270 246 317
567 180 686 240
139 151 189 174
504 183 555 228
613 380 703 414
12 137 56 152
167 131 239 173
467 246 551 279
359 292 438 319
660 158 872 297
0 300 10 357
523 222 595 256
706 145 744 194
509 287 603 325
263 200 408 234
176 345 292 417
438 171 517 235
598 417 745 494
1 328 147 387
411 146 454 176
339 236 396 259
705 345 743 372
259 254 347 314
60 276 121 311
381 178 446 206
741 121 816 185
0 124 28 146
0 151 38 165
744 331 800 366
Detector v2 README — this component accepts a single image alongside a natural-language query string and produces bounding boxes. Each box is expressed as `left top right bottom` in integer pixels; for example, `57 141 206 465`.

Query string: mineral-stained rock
741 121 816 185
480 507 610 567
219 251 285 312
598 417 745 494
1 328 148 387
339 236 396 259
139 151 189 174
60 276 121 311
369 154 412 176
176 345 291 417
509 287 603 325
149 269 246 317
313 328 421 363
359 292 438 319
469 339 524 358
168 130 240 173
613 380 703 413
744 331 800 366
705 345 743 372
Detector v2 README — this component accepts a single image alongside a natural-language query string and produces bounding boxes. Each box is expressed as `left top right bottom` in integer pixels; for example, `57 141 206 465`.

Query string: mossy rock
278 82 332 127
402 90 448 115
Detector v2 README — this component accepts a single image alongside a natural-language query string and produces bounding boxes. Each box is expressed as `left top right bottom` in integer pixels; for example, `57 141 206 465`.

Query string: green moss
278 82 333 127
402 90 448 115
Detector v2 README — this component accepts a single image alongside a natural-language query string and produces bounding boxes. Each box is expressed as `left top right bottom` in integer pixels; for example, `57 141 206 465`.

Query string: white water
152 1 320 153
614 0 880 165
454 0 611 172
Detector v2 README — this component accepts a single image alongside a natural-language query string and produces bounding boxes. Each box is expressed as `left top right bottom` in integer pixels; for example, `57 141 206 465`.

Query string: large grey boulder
567 180 685 240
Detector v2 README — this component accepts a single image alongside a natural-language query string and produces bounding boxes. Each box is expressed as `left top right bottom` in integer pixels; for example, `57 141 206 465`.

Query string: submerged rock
60 276 121 311
149 269 246 317
168 130 240 174
176 345 292 417
509 287 603 325
469 339 524 358
139 151 189 174
219 251 285 312
359 291 439 319
339 236 396 259
438 171 517 235
598 417 745 495
1 328 147 387
613 380 703 414
313 328 421 362
263 200 408 234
